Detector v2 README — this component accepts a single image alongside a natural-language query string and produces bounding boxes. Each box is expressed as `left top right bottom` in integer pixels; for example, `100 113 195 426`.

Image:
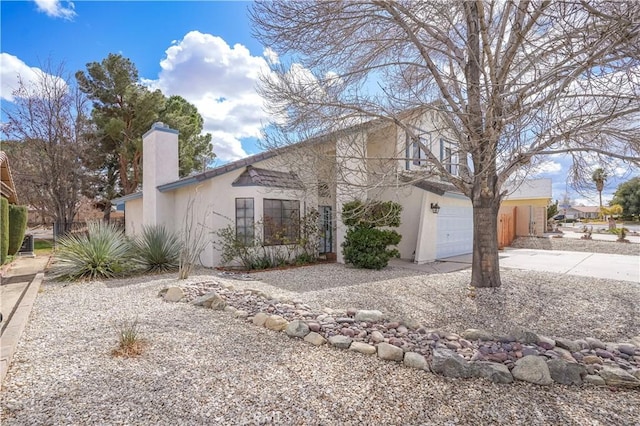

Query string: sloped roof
232 166 304 189
572 206 600 213
0 151 18 204
503 178 552 200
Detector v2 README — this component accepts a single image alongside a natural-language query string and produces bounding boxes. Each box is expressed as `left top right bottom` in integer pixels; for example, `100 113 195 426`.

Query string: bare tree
251 1 640 287
2 62 95 233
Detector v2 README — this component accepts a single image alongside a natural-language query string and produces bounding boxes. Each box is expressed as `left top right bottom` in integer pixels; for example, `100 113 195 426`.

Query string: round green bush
342 226 401 270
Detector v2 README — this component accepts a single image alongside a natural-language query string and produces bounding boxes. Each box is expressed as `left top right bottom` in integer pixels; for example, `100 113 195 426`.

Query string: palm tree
592 168 608 219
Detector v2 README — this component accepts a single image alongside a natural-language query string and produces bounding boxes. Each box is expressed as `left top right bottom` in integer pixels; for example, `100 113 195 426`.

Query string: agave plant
53 221 134 281
133 225 181 273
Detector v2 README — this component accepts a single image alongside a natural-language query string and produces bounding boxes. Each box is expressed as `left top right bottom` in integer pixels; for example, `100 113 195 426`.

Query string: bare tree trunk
471 197 501 288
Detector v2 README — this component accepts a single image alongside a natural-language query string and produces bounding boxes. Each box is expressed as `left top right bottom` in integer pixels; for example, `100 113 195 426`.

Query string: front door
319 206 333 254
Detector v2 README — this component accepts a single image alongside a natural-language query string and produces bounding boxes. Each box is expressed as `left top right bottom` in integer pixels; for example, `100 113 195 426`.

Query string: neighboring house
114 115 474 268
0 151 18 205
498 179 552 247
566 206 600 219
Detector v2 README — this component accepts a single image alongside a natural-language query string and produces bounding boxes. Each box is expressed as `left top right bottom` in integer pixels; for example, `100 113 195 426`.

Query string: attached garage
436 206 473 259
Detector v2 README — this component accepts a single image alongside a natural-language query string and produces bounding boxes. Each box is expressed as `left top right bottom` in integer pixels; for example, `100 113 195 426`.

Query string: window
440 139 458 175
263 199 300 245
235 198 254 245
412 141 424 166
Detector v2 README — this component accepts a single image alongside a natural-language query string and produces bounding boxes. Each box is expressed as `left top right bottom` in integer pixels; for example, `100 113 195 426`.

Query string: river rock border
160 282 640 389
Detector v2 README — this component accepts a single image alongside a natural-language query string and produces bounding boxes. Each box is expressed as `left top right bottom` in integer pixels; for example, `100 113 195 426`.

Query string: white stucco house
114 114 475 268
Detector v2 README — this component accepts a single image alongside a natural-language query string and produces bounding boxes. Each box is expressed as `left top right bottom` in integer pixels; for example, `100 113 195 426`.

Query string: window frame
263 198 301 245
235 198 255 245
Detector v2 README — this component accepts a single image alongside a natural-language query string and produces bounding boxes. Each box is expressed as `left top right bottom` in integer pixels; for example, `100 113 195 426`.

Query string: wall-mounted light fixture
430 203 441 214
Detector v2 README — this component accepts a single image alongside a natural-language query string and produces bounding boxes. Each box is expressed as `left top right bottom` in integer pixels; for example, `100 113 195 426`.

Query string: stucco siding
124 198 143 236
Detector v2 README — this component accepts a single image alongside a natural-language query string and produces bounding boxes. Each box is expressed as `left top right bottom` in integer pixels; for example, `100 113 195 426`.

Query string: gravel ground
1 240 639 425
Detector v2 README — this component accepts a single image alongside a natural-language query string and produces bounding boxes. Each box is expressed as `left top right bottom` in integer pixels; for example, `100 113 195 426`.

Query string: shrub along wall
1 197 9 264
8 204 28 256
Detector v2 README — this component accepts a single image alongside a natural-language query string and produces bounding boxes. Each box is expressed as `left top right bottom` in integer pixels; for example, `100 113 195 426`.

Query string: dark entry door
319 206 333 254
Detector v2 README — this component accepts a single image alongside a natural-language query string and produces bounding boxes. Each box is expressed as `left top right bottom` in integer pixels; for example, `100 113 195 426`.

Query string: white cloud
532 160 563 175
144 31 275 161
33 0 76 20
263 47 279 65
0 53 68 101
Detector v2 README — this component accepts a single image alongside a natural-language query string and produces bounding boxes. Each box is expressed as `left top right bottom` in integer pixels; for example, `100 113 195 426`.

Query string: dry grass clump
111 317 147 358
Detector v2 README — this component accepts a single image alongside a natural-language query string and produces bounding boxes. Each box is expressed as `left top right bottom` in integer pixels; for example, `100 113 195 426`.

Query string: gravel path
1 239 639 425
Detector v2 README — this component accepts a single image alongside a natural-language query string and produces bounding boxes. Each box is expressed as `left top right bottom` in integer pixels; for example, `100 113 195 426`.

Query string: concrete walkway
1 255 49 387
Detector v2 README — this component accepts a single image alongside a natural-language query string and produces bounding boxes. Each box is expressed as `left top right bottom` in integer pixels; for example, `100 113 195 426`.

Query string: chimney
142 122 179 227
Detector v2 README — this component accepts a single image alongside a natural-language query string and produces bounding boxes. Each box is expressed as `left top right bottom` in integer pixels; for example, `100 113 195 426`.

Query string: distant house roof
232 166 304 189
0 151 18 204
572 206 600 213
503 178 552 200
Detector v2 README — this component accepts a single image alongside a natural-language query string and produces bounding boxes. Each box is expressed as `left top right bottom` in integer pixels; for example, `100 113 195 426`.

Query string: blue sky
1 0 635 206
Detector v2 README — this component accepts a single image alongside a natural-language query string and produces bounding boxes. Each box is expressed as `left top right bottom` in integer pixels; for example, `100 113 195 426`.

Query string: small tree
341 200 402 270
592 168 608 219
2 62 95 231
611 177 640 218
178 191 211 279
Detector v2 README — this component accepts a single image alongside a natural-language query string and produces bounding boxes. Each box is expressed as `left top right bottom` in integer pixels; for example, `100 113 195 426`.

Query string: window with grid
263 199 300 245
235 198 255 245
440 139 458 175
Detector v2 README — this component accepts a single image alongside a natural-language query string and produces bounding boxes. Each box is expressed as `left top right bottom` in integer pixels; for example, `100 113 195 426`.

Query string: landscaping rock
512 356 553 385
192 292 219 307
513 330 539 344
355 310 384 322
547 359 586 385
164 287 184 302
252 312 269 327
585 337 606 350
403 352 428 370
265 315 288 332
537 336 556 350
234 310 249 319
349 342 377 355
304 332 326 346
285 320 310 338
598 366 640 389
554 337 581 353
377 342 404 361
328 335 352 349
209 295 227 310
583 355 602 365
461 329 494 341
584 374 606 386
617 344 637 356
470 362 513 384
553 347 577 362
370 331 385 343
431 349 471 378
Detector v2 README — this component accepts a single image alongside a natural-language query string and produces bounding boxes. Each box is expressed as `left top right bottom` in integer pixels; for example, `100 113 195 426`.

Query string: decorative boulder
164 287 184 302
377 342 404 361
431 349 471 378
285 320 310 338
512 356 553 385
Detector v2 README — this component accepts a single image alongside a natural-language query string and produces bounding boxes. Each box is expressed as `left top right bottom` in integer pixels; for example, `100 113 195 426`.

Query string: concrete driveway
497 248 639 283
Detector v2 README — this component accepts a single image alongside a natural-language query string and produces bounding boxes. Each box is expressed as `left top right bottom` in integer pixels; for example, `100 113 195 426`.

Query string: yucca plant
132 225 181 273
52 221 134 281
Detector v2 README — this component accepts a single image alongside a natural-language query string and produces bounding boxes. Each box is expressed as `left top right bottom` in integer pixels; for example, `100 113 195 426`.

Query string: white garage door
436 206 473 259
